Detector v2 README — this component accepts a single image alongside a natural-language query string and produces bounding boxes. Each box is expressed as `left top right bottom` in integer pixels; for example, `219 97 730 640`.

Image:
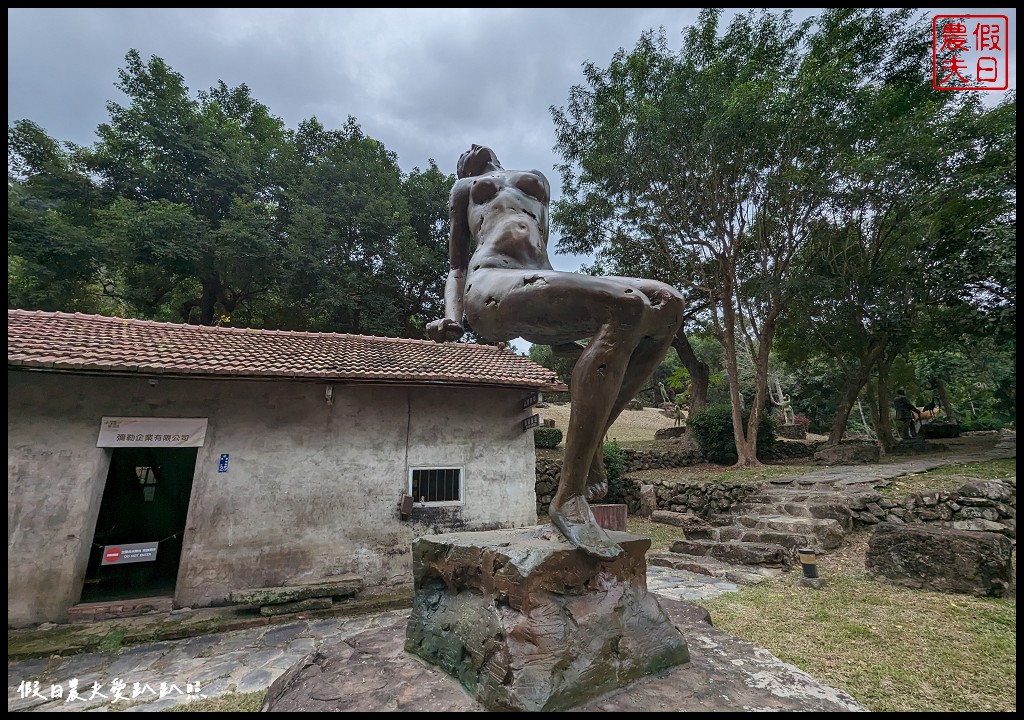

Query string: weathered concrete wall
7 381 110 629
8 371 539 626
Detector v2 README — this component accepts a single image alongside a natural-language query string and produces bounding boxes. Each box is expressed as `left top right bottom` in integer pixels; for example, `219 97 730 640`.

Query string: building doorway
80 447 197 603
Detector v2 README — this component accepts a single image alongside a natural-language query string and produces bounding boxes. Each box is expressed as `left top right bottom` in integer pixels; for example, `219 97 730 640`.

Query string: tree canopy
8 49 455 338
550 9 1015 459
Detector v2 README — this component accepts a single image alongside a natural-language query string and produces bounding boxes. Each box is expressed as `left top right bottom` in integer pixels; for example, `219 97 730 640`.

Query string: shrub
776 413 810 428
688 403 779 464
534 426 563 448
602 441 627 503
960 417 1004 432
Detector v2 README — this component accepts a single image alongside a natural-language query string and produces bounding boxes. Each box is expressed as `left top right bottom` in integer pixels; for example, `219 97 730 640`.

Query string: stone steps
728 500 855 531
650 480 853 583
668 538 795 567
703 511 846 551
731 514 846 551
647 551 784 585
644 436 1015 588
684 525 817 552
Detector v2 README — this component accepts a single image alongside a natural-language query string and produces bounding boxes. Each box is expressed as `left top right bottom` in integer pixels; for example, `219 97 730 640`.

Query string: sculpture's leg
551 326 633 558
463 269 683 556
582 338 674 502
585 451 608 502
584 285 684 504
553 285 683 557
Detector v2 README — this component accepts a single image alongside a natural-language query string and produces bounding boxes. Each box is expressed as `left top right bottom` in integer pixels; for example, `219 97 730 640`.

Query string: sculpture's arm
427 182 471 342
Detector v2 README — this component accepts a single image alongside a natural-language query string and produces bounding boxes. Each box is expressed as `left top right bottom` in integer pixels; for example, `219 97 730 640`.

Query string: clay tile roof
7 310 568 392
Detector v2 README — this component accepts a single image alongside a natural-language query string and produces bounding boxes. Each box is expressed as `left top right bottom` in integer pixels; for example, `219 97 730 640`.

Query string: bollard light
799 548 819 579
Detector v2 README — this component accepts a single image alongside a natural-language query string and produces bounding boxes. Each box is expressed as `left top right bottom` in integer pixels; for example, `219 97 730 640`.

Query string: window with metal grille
409 467 463 504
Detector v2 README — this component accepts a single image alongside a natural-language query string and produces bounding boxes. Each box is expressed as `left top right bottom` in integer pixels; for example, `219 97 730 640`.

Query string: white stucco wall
7 370 540 626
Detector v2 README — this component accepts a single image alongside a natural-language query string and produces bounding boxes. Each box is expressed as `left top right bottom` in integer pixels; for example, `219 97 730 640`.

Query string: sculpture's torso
463 169 554 274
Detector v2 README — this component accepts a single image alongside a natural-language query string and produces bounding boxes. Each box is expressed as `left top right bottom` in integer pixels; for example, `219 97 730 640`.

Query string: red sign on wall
100 542 159 565
933 14 1010 90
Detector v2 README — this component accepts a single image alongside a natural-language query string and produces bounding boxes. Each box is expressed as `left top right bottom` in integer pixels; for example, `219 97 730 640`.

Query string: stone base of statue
403 526 690 712
779 423 807 439
261 531 869 712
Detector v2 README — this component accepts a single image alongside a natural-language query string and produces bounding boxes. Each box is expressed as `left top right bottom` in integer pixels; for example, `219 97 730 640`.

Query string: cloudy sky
7 8 1015 348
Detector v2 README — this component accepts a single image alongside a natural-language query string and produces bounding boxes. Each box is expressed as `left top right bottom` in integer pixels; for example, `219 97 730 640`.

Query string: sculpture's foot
550 496 622 559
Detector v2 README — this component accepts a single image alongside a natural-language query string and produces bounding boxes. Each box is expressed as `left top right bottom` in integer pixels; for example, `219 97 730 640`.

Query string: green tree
8 50 454 339
83 50 292 325
396 160 457 337
777 16 1012 449
552 9 1013 461
8 121 109 312
551 9 833 466
926 92 1016 334
903 92 1016 428
278 117 424 336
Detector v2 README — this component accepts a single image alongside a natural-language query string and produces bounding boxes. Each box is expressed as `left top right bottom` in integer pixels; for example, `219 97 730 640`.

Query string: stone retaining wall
535 444 1016 539
850 477 1016 538
535 443 808 517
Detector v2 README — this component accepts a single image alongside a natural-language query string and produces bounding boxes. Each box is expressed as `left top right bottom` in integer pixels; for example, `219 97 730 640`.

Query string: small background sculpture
781 394 795 425
428 144 684 558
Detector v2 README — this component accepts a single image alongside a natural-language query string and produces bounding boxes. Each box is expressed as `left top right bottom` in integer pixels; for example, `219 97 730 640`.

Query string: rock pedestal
403 526 690 712
778 423 807 439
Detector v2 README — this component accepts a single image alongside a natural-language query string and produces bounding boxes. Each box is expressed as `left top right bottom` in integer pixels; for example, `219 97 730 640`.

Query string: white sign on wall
97 417 208 448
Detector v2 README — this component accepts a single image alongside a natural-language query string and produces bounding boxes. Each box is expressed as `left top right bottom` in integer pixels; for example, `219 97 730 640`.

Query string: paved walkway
9 567 749 713
8 433 1014 713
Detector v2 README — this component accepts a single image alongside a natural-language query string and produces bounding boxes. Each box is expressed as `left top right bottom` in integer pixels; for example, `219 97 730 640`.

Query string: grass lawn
689 525 1016 712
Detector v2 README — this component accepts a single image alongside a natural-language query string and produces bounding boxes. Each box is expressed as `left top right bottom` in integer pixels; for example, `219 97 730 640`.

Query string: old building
7 310 564 626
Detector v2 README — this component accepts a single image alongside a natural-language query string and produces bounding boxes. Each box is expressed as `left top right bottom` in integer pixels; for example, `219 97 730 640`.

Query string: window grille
409 467 462 504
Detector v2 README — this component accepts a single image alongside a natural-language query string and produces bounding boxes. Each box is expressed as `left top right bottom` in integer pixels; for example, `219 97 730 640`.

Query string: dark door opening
80 447 197 603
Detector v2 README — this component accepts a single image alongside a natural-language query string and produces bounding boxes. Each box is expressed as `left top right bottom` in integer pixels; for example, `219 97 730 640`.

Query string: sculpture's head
457 144 501 179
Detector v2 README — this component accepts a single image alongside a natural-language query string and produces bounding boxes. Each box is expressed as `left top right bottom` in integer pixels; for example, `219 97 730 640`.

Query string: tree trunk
198 278 221 326
826 339 889 445
873 354 897 453
672 330 709 413
827 383 859 445
180 278 223 325
720 299 763 467
741 318 778 467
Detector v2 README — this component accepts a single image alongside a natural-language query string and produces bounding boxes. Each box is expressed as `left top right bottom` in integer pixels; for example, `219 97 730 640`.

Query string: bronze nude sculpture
427 145 684 559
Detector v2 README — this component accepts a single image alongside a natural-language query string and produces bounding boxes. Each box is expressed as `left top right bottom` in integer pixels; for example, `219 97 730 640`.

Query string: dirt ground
538 402 679 444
